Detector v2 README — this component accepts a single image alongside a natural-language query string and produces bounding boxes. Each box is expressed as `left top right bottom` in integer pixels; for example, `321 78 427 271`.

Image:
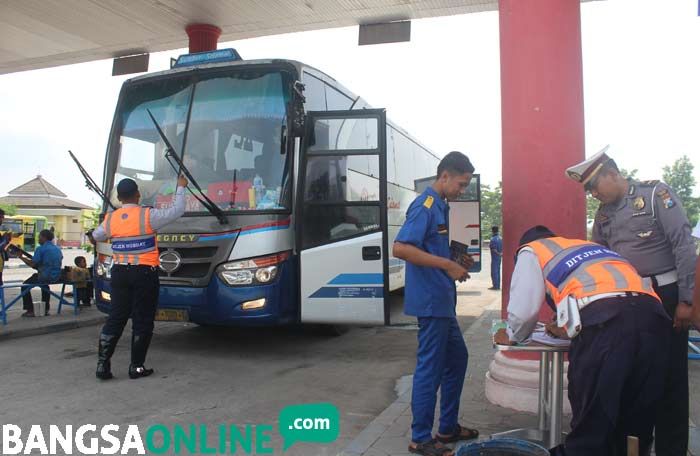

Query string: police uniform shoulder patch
639 180 660 186
633 196 645 210
656 186 675 209
423 195 434 209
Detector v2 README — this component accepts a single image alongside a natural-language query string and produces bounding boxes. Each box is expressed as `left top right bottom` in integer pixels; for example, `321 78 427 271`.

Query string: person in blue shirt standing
19 229 63 317
489 226 503 290
393 151 479 456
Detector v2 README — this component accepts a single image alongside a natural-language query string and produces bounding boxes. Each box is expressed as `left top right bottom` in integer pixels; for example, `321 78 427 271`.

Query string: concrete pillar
486 0 586 413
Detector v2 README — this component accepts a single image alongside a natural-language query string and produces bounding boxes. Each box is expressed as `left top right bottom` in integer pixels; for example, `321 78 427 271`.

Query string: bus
94 48 480 327
0 215 48 252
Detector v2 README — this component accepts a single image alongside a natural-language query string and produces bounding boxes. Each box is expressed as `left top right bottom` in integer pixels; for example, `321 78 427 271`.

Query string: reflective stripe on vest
107 206 159 266
524 237 658 305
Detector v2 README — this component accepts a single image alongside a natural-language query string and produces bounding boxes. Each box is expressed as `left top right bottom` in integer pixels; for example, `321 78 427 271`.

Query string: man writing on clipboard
494 225 670 456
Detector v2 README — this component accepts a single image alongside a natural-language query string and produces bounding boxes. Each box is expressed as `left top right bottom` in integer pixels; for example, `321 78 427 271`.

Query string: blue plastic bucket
455 438 549 456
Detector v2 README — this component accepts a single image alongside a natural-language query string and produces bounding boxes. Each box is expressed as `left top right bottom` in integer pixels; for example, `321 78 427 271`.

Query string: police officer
393 151 479 456
566 148 697 455
90 175 187 380
494 226 671 455
489 226 502 290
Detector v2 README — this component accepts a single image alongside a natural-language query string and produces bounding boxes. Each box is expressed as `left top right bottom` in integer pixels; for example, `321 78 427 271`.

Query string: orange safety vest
102 206 159 267
523 237 658 306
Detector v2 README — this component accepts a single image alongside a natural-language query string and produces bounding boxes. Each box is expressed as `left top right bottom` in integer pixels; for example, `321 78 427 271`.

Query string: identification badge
633 196 645 210
637 230 653 238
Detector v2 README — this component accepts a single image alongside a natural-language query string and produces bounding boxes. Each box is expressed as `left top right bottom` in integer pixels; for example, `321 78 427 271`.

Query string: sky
0 0 699 207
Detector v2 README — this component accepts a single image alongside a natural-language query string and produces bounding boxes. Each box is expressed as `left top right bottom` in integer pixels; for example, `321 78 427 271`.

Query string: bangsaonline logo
2 403 339 454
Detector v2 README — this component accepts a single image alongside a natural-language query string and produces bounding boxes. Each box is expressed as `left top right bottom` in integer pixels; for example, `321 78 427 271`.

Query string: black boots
96 333 118 380
129 333 154 379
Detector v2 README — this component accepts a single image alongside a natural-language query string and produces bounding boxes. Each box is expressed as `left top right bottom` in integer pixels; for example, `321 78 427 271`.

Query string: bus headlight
255 266 278 283
96 254 112 280
216 252 289 287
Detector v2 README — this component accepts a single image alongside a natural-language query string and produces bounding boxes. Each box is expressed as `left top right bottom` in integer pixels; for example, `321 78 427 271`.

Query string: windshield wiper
145 109 228 225
68 150 116 211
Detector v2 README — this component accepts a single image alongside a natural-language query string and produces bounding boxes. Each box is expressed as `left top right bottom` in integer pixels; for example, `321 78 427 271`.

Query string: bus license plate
155 309 189 322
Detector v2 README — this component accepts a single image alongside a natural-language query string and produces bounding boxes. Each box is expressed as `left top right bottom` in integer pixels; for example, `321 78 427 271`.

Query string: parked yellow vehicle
0 215 48 252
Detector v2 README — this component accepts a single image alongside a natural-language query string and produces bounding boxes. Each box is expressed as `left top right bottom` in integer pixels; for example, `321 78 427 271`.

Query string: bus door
296 109 389 325
415 174 482 273
448 175 482 272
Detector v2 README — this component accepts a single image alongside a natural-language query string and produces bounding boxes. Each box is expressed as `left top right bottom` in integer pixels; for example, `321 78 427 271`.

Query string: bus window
183 73 289 211
302 73 326 111
309 117 378 152
302 154 381 248
325 85 353 110
0 219 22 234
113 77 192 206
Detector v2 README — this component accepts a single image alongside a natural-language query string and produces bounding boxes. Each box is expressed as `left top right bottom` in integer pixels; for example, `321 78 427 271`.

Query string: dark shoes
129 333 154 379
21 311 35 317
96 333 118 380
128 365 154 379
96 332 155 380
488 287 500 290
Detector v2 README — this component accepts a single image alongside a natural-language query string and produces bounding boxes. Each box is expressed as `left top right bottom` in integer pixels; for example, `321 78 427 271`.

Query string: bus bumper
95 259 297 326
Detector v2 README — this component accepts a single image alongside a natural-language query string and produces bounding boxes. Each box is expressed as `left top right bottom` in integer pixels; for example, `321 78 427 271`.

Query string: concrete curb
0 314 106 342
339 296 501 456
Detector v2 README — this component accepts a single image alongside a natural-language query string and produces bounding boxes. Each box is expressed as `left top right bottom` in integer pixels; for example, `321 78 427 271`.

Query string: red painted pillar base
186 24 222 53
485 0 586 413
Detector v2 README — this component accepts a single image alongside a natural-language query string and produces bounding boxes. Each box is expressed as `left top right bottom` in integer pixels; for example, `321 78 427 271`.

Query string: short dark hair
437 151 475 178
75 256 86 266
0 208 5 217
40 229 54 241
491 226 499 234
518 225 556 246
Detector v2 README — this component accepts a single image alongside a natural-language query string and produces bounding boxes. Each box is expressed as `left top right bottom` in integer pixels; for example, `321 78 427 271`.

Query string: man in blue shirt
393 151 479 456
19 229 63 317
489 226 503 290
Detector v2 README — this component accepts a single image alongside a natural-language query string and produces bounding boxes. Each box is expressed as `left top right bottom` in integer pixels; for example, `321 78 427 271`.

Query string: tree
662 155 699 225
0 204 17 216
480 182 502 240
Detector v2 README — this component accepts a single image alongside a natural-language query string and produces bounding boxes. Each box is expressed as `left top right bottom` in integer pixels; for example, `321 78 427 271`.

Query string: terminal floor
0 254 698 455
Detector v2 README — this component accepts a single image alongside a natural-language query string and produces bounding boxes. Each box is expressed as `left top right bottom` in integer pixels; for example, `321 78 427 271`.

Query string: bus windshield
111 69 291 213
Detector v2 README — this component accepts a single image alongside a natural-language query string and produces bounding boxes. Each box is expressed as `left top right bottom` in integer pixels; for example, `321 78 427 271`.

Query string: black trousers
77 283 93 305
653 282 689 456
22 273 51 312
101 265 159 338
553 295 671 456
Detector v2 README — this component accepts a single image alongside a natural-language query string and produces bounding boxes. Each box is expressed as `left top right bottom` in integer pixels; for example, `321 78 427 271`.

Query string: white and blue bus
94 49 480 327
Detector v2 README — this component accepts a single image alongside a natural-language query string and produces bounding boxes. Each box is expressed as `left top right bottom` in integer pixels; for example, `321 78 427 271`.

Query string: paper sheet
531 329 571 347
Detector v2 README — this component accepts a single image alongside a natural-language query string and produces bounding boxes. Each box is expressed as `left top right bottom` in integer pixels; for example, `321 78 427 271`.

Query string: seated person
19 229 63 317
72 256 93 307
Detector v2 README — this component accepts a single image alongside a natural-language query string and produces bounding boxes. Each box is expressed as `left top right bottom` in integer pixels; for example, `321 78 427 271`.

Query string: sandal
408 438 453 456
436 424 479 444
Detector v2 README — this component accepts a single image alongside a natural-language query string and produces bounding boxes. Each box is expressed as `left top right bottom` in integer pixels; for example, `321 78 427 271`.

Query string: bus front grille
157 242 232 287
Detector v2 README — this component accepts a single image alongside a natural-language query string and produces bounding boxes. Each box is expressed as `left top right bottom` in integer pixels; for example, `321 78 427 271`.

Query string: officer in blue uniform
489 226 502 290
394 151 479 456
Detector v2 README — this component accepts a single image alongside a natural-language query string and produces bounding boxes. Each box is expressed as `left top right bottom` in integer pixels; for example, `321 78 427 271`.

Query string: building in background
0 175 94 248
